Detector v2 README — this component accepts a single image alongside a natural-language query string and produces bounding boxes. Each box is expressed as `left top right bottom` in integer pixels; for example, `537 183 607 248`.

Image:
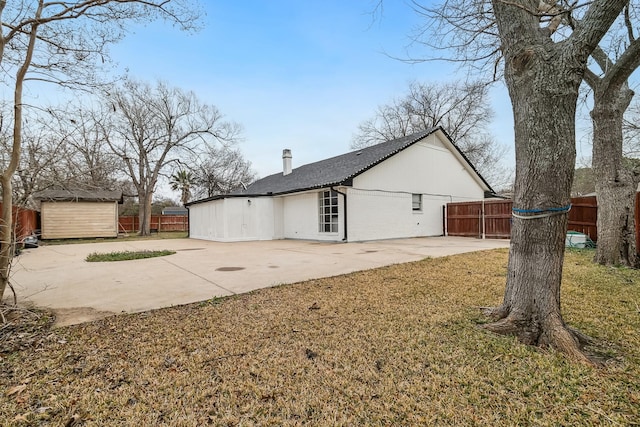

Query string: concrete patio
7 236 509 326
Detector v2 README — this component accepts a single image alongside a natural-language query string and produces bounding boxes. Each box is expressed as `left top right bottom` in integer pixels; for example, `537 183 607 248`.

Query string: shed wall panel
41 202 117 239
223 197 278 241
188 199 226 240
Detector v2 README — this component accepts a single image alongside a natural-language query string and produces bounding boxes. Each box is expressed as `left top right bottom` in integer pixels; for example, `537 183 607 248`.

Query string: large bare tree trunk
0 5 39 302
144 190 153 235
484 54 588 360
592 87 638 267
137 190 153 236
0 176 14 300
482 0 628 362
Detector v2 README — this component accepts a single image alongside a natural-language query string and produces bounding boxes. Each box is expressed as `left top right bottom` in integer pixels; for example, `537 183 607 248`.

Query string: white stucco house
186 127 494 242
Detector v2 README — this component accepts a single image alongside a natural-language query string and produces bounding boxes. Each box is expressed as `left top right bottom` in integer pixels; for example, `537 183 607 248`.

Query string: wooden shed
35 189 123 239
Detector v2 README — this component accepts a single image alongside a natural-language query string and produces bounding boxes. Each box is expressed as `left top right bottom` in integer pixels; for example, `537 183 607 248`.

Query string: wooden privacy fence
118 215 188 233
0 203 39 242
446 196 599 241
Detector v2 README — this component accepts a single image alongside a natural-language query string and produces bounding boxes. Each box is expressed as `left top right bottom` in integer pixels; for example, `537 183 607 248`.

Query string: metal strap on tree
511 204 572 220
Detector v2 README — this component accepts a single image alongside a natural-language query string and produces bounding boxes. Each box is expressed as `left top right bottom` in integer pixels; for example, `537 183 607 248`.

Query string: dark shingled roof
242 129 434 195
187 127 492 206
34 189 123 203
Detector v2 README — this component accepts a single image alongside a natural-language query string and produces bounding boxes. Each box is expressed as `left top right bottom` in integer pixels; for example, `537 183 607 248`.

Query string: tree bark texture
0 4 40 301
0 176 13 300
488 53 585 358
486 0 628 361
592 87 638 267
138 190 153 236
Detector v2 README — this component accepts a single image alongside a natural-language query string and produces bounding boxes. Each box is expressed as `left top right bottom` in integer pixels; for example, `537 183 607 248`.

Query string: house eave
186 180 354 207
35 191 124 204
187 127 494 205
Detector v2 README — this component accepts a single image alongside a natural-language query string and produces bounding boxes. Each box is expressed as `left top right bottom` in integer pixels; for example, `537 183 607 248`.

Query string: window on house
412 194 423 211
319 190 339 233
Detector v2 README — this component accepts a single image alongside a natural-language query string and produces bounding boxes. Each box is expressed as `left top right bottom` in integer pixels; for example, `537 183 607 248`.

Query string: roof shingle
240 129 435 195
34 189 123 203
187 127 492 206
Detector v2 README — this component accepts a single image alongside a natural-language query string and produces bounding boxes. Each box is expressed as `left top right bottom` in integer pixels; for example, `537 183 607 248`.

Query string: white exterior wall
189 197 283 242
282 190 344 241
346 190 449 241
189 130 488 243
347 132 486 242
188 199 224 240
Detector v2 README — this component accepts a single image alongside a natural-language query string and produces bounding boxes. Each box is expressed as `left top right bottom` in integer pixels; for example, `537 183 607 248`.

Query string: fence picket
446 196 600 242
117 215 188 233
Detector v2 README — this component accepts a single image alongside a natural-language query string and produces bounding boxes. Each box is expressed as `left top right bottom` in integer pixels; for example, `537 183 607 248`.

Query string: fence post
481 199 486 239
636 192 640 254
443 205 447 236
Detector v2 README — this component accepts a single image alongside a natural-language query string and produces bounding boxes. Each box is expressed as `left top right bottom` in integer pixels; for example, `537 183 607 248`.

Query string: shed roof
34 189 123 203
162 206 188 215
187 127 493 206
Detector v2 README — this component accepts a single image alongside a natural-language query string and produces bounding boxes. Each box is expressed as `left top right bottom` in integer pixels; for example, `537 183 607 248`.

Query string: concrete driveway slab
7 236 509 326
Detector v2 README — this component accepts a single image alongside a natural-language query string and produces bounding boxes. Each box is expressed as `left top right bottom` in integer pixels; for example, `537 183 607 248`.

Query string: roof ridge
249 128 437 184
186 126 492 206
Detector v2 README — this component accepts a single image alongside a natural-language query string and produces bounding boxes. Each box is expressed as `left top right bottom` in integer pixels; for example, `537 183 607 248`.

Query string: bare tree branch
100 79 243 235
0 0 201 302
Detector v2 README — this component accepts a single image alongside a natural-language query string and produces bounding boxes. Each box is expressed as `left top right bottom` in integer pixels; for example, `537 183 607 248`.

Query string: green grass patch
85 249 176 262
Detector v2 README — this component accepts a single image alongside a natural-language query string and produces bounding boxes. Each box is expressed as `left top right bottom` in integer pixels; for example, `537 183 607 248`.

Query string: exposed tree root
567 326 595 346
481 310 598 365
481 304 509 320
540 322 594 364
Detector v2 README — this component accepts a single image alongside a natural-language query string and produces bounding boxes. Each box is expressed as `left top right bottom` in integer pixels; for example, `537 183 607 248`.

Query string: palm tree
170 170 195 205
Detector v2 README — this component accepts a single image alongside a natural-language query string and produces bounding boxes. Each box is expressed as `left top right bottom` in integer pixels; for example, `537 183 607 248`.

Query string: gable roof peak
239 128 443 196
186 126 493 206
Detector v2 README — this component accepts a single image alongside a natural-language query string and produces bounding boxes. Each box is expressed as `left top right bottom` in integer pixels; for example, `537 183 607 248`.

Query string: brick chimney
283 149 292 176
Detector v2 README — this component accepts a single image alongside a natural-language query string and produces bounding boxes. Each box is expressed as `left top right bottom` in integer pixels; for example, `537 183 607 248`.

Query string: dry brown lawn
1 248 639 426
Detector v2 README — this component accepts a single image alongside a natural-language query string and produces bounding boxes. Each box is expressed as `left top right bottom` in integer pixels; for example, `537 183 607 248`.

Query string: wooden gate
446 200 511 239
446 196 600 241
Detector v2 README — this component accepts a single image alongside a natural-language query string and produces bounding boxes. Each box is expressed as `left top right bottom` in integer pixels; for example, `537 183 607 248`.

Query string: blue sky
101 0 516 180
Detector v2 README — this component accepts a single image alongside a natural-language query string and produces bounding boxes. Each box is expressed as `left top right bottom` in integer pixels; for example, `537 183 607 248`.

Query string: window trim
319 190 339 233
412 193 423 212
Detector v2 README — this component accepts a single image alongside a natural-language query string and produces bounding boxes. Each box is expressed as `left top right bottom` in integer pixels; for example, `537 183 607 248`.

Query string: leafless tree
351 80 511 188
4 106 124 208
10 120 66 208
485 0 627 362
417 0 640 268
192 145 256 199
581 5 640 267
102 79 242 235
410 0 502 78
417 0 629 361
352 81 492 146
0 0 200 303
0 107 66 208
56 107 123 191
